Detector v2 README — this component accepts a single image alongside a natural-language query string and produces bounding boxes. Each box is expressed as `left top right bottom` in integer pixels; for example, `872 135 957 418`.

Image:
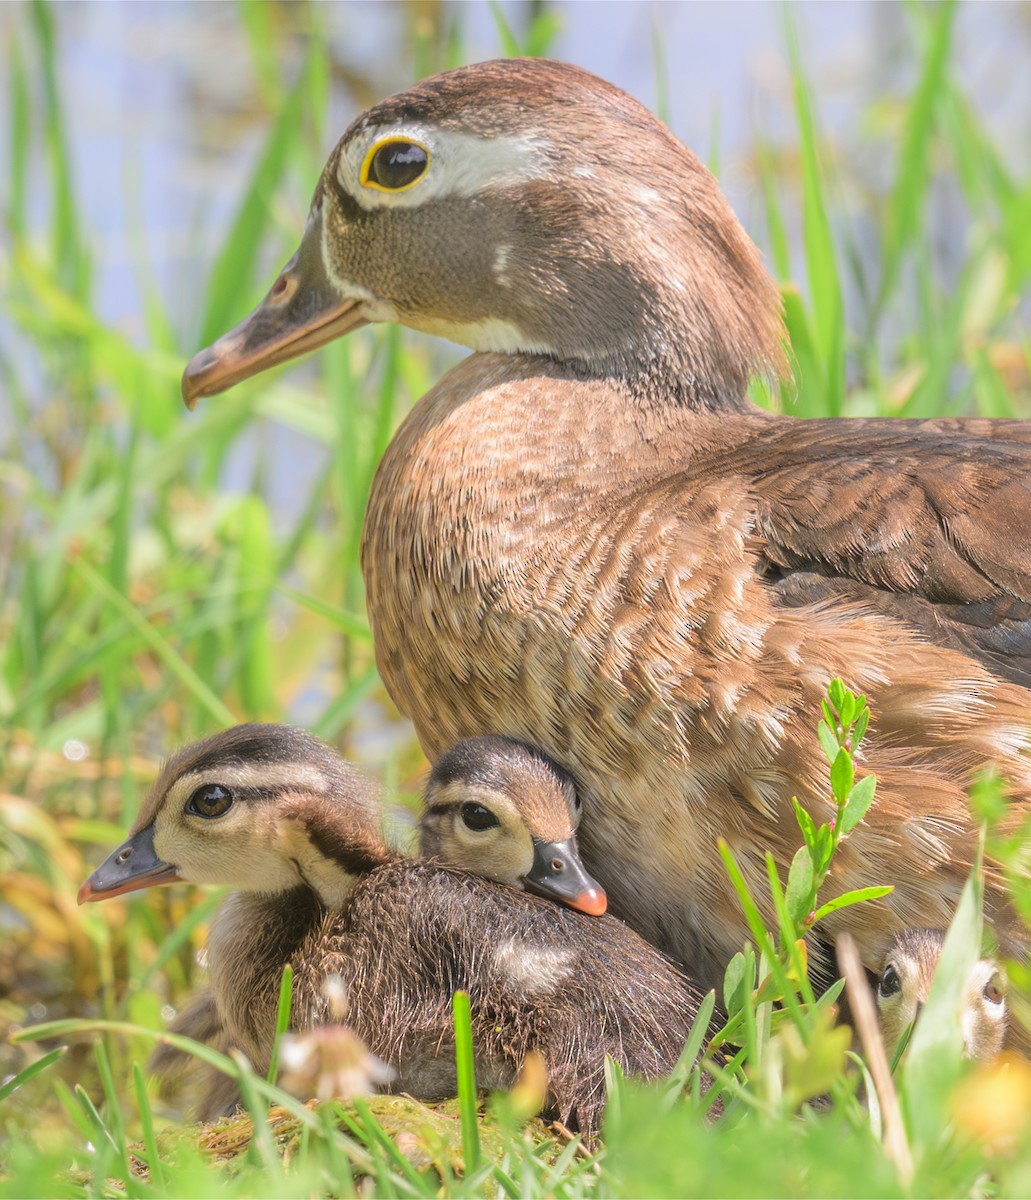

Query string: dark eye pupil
369 141 428 190
188 784 234 819
879 965 901 997
461 802 499 832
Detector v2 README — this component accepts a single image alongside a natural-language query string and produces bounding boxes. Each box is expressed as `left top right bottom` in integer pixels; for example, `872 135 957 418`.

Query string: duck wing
729 417 1031 687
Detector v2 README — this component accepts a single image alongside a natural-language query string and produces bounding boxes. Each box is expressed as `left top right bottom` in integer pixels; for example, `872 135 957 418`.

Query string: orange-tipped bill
181 212 367 409
78 824 180 904
523 838 608 916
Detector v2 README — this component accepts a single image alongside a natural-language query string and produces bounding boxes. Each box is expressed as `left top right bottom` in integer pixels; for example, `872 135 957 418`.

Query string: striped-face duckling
80 723 713 1134
877 928 1007 1061
419 735 606 915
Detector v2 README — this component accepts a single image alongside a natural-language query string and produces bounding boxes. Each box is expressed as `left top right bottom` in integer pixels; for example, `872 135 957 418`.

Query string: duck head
876 928 1008 1061
421 735 607 916
78 724 390 910
183 57 784 411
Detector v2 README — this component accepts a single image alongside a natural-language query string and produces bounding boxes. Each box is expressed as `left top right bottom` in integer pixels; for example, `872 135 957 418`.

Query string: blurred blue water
16 1 1027 340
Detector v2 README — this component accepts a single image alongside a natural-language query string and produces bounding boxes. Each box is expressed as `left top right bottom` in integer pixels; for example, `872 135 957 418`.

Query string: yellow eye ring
360 137 431 193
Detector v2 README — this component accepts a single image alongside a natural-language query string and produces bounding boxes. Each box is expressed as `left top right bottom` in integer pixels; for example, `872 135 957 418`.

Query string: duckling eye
362 139 430 192
878 964 901 998
984 975 1005 1006
460 802 500 832
186 784 234 819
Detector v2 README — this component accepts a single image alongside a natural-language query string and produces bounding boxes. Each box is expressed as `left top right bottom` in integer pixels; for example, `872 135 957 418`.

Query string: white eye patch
337 123 553 212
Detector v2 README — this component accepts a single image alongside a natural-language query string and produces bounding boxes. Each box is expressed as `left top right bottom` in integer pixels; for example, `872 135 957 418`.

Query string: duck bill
523 838 608 916
77 824 181 904
181 211 367 409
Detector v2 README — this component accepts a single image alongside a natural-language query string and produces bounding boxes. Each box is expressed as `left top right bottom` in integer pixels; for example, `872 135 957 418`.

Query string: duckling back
312 858 712 1134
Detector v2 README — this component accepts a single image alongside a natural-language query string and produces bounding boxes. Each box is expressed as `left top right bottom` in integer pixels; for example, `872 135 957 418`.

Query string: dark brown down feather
159 864 712 1134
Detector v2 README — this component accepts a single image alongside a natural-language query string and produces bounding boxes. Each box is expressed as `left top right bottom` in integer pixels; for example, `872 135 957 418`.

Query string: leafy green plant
710 679 891 1116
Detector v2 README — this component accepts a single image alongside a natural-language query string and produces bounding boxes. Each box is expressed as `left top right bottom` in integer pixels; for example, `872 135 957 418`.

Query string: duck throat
283 821 391 910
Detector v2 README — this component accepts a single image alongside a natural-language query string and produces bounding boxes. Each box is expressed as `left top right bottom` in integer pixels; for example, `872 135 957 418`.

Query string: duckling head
420 735 607 916
78 724 389 910
876 928 1008 1061
183 57 784 410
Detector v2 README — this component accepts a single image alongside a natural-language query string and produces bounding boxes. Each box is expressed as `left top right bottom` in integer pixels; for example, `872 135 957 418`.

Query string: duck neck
275 797 394 911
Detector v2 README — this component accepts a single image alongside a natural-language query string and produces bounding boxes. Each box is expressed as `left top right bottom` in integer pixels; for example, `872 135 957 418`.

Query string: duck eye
362 139 429 192
984 975 1006 1005
460 802 500 832
878 964 901 998
187 784 234 819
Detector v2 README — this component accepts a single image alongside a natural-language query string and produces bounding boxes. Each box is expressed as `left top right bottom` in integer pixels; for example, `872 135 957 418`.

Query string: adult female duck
182 59 1031 998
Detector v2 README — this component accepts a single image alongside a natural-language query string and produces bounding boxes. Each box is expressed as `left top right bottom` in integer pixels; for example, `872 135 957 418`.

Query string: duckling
420 735 606 915
182 58 1031 1003
80 724 713 1133
877 929 1008 1062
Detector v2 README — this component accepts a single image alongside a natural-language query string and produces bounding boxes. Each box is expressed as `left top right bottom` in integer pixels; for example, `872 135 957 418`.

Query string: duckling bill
80 725 710 1132
182 57 1031 1016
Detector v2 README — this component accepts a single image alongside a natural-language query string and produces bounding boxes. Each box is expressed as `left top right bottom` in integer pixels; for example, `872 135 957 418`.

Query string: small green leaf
814 823 834 872
793 796 817 848
830 746 854 802
828 677 846 711
816 720 839 764
723 951 748 1016
969 770 1008 825
821 699 837 733
854 706 870 746
786 846 816 924
838 691 856 727
840 773 877 835
811 885 893 924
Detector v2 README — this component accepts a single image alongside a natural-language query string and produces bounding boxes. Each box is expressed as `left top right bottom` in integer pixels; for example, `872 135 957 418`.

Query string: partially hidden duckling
419 735 606 915
79 724 713 1133
876 928 1007 1061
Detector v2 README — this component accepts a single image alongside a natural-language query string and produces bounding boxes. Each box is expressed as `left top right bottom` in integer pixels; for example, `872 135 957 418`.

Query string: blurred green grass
2 0 1031 1195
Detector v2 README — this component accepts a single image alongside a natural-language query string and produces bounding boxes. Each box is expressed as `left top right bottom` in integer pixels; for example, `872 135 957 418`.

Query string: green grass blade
874 0 957 321
70 557 236 726
7 20 30 238
276 584 372 641
350 1098 435 1197
452 990 481 1176
0 1045 66 1102
199 54 312 345
487 1 520 56
266 964 294 1085
133 1061 167 1193
785 12 844 415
